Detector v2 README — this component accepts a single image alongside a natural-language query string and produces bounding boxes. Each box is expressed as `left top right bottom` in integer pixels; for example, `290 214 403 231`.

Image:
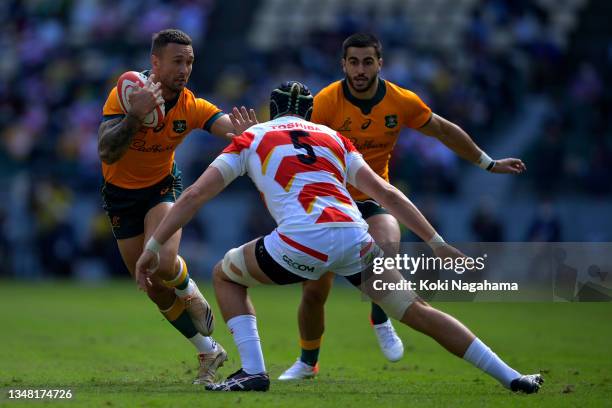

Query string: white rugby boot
193 342 228 385
373 319 404 362
278 359 319 381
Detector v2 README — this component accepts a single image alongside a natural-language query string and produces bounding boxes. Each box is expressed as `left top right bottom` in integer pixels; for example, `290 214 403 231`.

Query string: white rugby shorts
263 226 381 280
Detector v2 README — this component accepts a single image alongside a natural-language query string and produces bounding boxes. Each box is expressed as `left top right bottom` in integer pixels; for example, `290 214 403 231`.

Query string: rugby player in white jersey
135 82 543 393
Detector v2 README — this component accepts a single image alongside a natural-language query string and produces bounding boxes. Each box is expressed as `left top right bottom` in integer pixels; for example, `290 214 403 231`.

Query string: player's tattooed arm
98 76 162 164
97 115 142 164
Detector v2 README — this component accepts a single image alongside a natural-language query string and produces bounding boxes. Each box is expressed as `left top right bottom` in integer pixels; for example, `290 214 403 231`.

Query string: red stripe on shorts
278 233 329 262
359 240 373 257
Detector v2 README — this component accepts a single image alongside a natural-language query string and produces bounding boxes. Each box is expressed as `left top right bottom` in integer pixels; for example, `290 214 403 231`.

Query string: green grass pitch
1 280 610 407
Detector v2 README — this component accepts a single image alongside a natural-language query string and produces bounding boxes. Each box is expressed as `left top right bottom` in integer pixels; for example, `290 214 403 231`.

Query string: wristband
476 152 496 171
145 237 162 254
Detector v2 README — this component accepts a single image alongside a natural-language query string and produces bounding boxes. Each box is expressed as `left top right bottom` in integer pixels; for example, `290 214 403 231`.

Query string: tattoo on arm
98 114 142 164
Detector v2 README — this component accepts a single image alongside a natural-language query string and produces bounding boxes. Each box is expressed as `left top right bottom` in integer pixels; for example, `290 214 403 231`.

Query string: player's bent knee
212 260 222 277
220 245 261 288
145 280 174 302
376 290 418 321
212 261 227 283
146 275 170 291
410 299 433 316
302 284 331 306
401 299 435 328
155 256 177 281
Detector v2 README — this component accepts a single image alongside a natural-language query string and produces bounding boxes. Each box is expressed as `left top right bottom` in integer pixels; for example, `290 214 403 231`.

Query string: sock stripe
163 255 188 288
160 296 185 321
170 310 198 339
300 337 322 350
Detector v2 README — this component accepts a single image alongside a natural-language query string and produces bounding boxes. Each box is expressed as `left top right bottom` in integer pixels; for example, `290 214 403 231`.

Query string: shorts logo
361 119 372 130
282 255 315 273
159 187 170 196
173 120 187 134
384 114 398 128
111 216 120 228
362 244 383 268
363 252 375 267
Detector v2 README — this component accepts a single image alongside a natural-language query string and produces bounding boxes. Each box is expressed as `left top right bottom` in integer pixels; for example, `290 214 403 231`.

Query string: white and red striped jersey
210 115 368 234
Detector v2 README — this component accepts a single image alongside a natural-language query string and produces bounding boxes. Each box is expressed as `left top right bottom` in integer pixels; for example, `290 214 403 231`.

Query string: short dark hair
151 29 192 55
342 33 383 59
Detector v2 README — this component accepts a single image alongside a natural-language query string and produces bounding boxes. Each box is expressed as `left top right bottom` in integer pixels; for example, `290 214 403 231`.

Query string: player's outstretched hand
226 106 258 138
490 158 526 174
135 250 160 291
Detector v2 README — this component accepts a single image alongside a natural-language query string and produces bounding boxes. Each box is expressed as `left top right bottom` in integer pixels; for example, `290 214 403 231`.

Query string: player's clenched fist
490 157 527 174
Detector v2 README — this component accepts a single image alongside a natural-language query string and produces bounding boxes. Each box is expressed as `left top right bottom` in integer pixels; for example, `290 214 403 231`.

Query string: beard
346 74 377 93
169 78 187 92
158 74 187 93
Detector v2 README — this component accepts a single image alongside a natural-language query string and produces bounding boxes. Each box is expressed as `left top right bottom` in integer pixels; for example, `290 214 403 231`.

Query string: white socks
189 334 217 354
463 338 521 388
227 314 266 374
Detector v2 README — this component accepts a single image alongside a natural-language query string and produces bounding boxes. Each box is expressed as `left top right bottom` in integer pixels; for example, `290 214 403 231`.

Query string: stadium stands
0 0 610 277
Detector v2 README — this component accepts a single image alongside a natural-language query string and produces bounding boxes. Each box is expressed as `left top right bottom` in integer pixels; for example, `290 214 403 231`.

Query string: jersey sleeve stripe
203 111 224 132
221 131 255 154
102 114 125 122
417 112 433 128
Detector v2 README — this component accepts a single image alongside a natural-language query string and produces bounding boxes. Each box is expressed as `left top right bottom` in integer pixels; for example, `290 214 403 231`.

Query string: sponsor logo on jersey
173 120 187 133
153 123 166 133
384 114 398 128
130 138 176 153
282 255 315 273
349 137 391 151
361 119 372 129
338 117 352 132
270 122 322 131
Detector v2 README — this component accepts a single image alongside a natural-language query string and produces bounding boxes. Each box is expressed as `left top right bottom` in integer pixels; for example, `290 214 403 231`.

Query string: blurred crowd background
0 0 610 279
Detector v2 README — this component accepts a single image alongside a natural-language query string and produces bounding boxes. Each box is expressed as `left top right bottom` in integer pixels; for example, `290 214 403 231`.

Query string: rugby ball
116 71 165 128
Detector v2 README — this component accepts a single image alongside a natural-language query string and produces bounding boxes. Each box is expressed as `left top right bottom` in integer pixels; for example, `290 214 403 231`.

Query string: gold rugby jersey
312 79 431 200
